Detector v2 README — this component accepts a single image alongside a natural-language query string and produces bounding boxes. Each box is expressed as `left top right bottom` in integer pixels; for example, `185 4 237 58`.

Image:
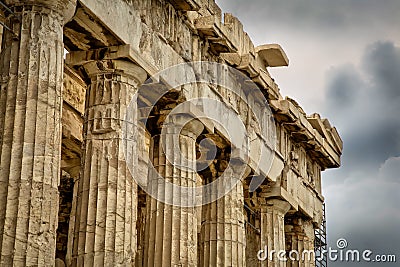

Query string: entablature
62 0 343 224
271 98 342 170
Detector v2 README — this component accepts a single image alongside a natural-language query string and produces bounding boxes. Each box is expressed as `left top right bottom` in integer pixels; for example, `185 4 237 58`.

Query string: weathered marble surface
0 0 342 266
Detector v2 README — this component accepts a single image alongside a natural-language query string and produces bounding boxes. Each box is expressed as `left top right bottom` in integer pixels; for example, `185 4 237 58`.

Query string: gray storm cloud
217 0 400 35
325 42 400 174
323 41 400 266
215 0 400 266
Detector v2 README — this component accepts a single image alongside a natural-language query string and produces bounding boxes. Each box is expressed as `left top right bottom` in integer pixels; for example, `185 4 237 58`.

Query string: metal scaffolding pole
315 203 328 267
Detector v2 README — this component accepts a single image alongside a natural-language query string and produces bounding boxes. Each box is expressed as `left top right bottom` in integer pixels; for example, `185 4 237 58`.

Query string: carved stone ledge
270 99 342 168
168 0 201 11
195 15 237 53
256 44 289 68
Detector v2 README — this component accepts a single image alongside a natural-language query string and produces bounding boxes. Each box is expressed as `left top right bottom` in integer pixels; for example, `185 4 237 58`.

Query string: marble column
71 59 147 266
0 0 76 265
259 198 290 267
285 218 316 267
143 117 203 267
200 163 247 267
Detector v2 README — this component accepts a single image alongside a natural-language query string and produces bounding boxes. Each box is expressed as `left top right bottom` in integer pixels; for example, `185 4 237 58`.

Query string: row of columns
254 196 317 267
0 1 317 266
285 218 316 267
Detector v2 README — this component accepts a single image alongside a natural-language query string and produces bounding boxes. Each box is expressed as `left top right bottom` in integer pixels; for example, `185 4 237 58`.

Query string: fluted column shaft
143 117 203 267
259 199 290 267
71 60 146 266
285 218 315 267
0 1 76 266
200 165 247 267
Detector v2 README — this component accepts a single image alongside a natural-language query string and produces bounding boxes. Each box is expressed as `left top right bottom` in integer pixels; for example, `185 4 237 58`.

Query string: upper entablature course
64 0 342 170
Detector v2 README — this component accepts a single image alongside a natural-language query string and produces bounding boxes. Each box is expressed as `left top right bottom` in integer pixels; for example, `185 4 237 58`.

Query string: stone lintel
66 44 158 77
66 45 131 66
246 134 284 180
60 158 81 178
162 114 205 138
259 187 299 212
159 102 215 134
62 103 83 143
61 102 83 178
63 66 86 115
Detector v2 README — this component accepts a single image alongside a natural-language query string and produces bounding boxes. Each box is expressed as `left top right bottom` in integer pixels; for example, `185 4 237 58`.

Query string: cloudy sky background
216 1 400 266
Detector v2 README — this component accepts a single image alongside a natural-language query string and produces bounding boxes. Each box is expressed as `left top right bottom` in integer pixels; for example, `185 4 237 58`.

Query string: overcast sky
216 1 400 266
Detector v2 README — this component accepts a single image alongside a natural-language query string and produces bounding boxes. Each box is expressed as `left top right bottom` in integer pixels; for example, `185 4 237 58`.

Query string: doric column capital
181 117 204 137
267 198 291 214
158 114 204 140
173 115 204 137
258 198 290 215
83 59 148 86
6 0 77 23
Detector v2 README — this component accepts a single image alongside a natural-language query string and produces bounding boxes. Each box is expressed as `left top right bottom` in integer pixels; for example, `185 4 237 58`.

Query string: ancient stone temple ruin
0 0 342 266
